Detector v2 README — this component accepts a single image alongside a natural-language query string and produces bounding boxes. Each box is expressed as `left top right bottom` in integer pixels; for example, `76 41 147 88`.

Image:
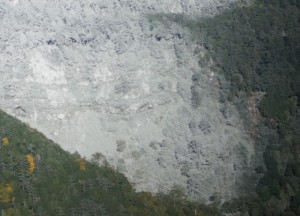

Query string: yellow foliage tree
75 157 86 171
26 154 35 174
0 184 13 203
2 137 9 145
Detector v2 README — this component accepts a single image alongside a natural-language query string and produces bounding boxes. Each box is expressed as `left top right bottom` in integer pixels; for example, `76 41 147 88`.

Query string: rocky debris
198 119 212 135
0 0 253 202
116 140 127 152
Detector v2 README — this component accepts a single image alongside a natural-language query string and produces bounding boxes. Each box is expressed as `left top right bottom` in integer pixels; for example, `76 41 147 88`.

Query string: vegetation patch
149 0 300 215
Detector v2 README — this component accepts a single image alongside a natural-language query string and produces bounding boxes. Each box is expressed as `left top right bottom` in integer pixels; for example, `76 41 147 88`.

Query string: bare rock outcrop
0 0 254 201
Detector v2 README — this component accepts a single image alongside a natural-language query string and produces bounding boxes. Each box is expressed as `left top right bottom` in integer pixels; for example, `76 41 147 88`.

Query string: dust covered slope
0 0 251 201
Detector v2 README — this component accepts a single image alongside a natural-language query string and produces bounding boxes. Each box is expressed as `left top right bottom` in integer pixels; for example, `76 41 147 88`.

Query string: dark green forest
199 0 300 215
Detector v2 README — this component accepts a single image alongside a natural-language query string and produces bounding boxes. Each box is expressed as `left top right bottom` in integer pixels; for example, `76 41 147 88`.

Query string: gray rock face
0 0 253 201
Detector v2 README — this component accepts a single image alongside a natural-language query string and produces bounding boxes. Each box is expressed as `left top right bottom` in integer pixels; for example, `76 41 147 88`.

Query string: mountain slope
0 0 249 201
189 0 300 215
149 0 300 214
0 109 218 215
200 1 300 214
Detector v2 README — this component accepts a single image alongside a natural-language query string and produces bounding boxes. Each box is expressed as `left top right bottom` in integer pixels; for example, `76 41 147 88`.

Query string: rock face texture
0 0 254 201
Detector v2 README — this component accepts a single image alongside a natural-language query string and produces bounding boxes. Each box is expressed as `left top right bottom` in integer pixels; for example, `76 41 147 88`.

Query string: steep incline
0 0 252 201
0 109 219 215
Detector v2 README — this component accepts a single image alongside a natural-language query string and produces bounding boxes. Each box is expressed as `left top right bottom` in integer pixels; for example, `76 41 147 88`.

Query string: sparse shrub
116 140 126 152
191 85 201 108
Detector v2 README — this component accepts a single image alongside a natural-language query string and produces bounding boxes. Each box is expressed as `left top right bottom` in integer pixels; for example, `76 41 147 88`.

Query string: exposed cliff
0 0 253 201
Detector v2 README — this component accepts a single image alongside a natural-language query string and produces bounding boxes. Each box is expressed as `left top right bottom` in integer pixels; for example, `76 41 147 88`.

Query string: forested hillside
0 110 218 215
201 0 300 215
150 0 300 215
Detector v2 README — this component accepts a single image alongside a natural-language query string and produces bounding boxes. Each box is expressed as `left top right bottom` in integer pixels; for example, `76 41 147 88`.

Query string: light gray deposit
0 0 255 202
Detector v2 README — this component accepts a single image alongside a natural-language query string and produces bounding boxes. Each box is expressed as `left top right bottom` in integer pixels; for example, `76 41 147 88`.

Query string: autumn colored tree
2 137 9 145
0 183 13 203
75 157 86 172
26 154 35 174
